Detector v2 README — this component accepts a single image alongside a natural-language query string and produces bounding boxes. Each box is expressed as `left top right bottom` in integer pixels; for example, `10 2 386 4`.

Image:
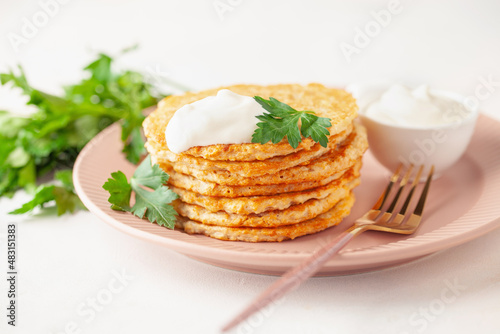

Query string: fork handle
222 227 365 332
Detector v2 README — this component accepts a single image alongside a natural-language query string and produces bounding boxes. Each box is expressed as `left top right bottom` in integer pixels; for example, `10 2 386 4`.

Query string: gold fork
222 164 434 332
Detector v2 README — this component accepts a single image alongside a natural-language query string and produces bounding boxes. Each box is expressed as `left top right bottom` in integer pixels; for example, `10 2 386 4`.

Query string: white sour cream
165 89 265 153
347 84 468 128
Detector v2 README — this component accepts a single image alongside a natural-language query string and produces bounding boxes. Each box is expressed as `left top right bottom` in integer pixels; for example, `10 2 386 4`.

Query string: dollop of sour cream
165 89 265 153
347 84 468 128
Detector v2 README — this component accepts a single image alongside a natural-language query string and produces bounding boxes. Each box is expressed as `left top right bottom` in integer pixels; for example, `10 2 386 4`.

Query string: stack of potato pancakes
143 84 368 242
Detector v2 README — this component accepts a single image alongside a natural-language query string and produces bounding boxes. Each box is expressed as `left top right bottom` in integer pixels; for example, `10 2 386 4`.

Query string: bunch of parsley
0 49 162 215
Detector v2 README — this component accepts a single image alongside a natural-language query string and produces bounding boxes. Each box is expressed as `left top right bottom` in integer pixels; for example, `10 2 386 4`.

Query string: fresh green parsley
251 96 332 149
102 155 178 229
9 170 85 216
1 47 168 216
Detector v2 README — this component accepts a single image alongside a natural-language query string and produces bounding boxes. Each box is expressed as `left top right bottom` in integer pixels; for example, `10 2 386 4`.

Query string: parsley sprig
9 170 85 216
251 96 332 149
103 156 178 229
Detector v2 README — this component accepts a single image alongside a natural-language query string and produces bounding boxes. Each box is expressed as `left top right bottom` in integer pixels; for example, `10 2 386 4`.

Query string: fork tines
373 165 434 225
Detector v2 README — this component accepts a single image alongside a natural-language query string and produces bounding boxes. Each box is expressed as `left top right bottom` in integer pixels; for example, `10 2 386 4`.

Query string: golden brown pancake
169 164 360 214
164 163 351 197
146 122 353 163
148 127 349 178
143 83 358 161
161 123 367 192
176 194 355 242
172 178 359 228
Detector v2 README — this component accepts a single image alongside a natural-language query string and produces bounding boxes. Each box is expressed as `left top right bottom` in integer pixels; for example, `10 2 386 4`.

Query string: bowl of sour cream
346 83 479 176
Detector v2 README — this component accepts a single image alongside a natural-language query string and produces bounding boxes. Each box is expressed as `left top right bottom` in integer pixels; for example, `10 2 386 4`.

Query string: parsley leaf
131 155 170 189
9 185 56 215
9 170 85 216
52 186 85 216
102 171 132 211
103 156 178 229
252 96 332 149
131 186 178 228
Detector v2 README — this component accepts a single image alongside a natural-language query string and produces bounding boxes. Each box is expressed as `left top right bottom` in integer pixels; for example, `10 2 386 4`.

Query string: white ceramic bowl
359 90 479 177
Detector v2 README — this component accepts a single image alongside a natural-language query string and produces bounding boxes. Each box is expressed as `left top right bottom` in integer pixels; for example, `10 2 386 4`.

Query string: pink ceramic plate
74 115 500 276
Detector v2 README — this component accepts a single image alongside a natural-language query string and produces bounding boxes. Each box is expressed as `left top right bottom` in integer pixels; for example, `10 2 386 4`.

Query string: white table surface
1 1 500 333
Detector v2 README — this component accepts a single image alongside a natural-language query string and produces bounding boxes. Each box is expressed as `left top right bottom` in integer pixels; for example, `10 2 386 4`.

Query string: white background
1 0 500 333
